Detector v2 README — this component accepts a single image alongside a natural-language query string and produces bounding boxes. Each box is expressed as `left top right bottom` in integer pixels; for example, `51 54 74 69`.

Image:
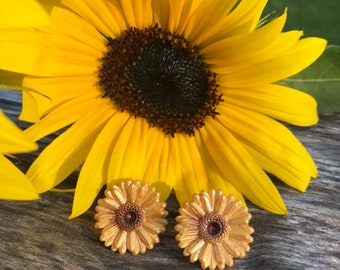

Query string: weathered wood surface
0 91 339 270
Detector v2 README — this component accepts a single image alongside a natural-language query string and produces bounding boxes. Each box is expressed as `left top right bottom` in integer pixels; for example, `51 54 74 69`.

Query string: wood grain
0 91 339 269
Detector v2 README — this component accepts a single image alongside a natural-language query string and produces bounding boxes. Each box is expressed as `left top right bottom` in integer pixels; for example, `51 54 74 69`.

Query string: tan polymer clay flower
94 180 168 255
175 190 254 269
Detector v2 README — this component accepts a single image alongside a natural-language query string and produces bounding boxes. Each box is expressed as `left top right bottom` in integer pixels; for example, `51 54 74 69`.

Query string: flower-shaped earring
94 180 168 255
175 190 254 269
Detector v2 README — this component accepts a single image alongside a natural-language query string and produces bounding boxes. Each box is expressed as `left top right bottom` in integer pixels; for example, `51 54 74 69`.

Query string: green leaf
280 45 340 114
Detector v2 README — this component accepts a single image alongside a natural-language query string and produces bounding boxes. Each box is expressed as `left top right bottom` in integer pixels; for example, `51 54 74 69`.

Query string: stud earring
175 190 254 269
94 180 168 255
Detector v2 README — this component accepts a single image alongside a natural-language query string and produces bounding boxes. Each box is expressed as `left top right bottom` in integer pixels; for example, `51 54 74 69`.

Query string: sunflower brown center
116 202 144 231
99 24 221 136
199 212 230 243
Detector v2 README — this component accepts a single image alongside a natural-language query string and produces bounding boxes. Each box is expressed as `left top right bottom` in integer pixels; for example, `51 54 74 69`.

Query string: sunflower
175 190 254 269
94 180 168 255
0 110 38 200
0 0 326 217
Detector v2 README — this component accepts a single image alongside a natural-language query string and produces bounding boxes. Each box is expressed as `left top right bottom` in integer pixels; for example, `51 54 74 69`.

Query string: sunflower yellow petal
0 110 37 154
23 74 101 102
104 0 129 33
152 0 170 30
51 7 106 53
61 0 120 37
221 37 327 86
217 104 317 190
0 30 98 76
183 0 238 45
168 0 202 34
0 0 49 28
140 129 175 201
107 116 173 202
39 29 103 59
138 126 164 182
120 0 153 29
200 119 287 215
194 132 246 205
19 89 44 123
27 105 114 193
0 155 39 200
35 47 99 77
0 30 41 75
107 117 147 180
70 112 130 218
224 0 268 33
173 134 209 206
222 83 318 126
49 7 106 55
20 75 102 122
213 30 303 75
24 95 108 141
201 10 287 64
243 145 313 192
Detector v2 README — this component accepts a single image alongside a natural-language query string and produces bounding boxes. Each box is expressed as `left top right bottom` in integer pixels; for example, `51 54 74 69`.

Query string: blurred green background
265 0 340 45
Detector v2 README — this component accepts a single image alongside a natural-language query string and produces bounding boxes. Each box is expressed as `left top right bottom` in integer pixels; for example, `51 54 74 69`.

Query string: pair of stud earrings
94 180 254 270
